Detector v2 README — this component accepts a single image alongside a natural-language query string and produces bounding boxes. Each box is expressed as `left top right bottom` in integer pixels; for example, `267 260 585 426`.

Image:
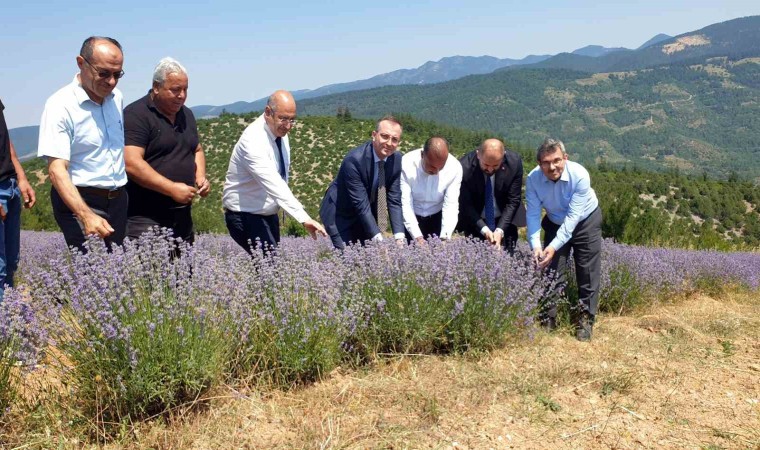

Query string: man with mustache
123 57 209 245
38 36 127 252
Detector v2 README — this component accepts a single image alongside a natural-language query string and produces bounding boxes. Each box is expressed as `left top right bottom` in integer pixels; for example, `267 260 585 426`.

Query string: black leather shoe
576 313 594 341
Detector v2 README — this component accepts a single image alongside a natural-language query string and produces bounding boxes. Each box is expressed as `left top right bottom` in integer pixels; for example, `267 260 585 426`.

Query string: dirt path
87 293 760 448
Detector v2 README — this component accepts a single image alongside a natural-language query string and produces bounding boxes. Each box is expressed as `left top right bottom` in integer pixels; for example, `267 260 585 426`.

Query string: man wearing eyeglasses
38 36 127 252
223 90 326 253
526 138 602 341
123 57 209 246
319 115 405 249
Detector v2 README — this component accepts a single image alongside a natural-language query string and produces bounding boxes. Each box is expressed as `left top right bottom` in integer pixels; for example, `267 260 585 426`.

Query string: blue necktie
275 137 286 180
484 175 495 230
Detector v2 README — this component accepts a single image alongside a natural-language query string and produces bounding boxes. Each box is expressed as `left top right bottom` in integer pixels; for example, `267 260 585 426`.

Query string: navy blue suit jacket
320 141 403 246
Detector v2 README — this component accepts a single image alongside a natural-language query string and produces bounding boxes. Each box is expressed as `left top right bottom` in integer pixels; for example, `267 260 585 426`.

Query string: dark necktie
275 137 286 180
376 161 389 232
484 174 495 230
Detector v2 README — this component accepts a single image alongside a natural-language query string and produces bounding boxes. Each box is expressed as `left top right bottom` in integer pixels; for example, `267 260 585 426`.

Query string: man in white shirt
222 90 326 253
400 136 462 244
38 36 128 252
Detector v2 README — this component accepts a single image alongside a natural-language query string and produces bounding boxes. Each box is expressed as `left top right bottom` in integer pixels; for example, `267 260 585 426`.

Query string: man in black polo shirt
0 99 36 300
124 57 210 244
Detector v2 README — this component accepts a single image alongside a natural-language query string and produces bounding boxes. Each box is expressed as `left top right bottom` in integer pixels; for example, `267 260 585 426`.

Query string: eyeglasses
82 55 125 80
539 157 565 168
377 132 401 145
276 116 297 126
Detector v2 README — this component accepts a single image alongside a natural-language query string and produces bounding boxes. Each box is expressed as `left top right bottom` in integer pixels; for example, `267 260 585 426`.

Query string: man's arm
341 157 380 237
124 145 197 204
47 157 114 237
440 162 463 239
400 168 422 240
9 139 35 209
386 157 405 241
497 157 523 232
238 134 325 237
194 143 210 197
458 158 488 234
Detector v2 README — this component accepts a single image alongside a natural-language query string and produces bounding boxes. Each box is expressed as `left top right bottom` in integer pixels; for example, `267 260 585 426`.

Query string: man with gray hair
526 138 602 341
123 57 210 244
223 90 326 253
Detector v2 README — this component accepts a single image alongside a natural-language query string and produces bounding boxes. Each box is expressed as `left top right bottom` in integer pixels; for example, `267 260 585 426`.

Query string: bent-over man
320 115 405 249
457 138 523 253
400 136 462 243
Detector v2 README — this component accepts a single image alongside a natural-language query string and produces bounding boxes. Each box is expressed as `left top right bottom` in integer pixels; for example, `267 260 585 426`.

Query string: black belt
77 186 124 199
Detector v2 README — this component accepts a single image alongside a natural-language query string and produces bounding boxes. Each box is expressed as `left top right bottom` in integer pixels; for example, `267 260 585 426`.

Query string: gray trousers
542 207 602 319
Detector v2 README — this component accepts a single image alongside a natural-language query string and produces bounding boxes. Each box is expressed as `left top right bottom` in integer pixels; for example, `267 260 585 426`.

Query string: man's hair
152 57 187 86
536 138 566 161
375 115 402 131
80 36 123 59
423 136 449 154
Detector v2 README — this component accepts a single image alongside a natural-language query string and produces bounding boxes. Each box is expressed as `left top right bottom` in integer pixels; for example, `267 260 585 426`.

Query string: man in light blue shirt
526 138 602 341
38 36 128 252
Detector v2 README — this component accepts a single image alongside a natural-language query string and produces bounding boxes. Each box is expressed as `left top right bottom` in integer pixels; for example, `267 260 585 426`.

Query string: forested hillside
20 113 760 249
299 58 760 181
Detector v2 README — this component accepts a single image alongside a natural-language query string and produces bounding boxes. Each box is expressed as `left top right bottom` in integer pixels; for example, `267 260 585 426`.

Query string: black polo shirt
124 93 199 217
0 100 18 182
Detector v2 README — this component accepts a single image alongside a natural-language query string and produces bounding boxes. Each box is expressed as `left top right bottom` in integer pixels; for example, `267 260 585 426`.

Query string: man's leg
571 208 603 340
225 211 279 254
541 216 572 328
126 215 162 241
51 187 88 252
417 211 443 240
104 191 128 248
0 179 21 300
171 206 195 245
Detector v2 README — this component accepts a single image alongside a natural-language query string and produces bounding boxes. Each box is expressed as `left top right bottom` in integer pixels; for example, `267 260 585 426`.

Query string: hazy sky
1 0 757 128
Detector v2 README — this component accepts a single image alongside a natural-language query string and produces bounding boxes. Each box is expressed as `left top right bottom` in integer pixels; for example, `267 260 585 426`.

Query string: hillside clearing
97 292 759 449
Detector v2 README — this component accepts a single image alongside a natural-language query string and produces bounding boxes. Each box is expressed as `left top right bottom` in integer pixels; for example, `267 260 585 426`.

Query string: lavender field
1 230 758 438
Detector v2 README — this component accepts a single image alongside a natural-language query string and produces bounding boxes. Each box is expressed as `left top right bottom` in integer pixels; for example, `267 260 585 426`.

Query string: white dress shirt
400 148 463 239
37 75 126 189
222 114 310 223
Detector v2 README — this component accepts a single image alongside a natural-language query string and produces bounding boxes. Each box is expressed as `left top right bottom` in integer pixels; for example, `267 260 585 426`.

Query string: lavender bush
3 230 757 434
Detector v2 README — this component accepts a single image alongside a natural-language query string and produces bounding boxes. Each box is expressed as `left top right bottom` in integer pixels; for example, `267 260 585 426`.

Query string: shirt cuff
393 233 405 241
494 228 504 236
372 233 383 242
480 226 490 236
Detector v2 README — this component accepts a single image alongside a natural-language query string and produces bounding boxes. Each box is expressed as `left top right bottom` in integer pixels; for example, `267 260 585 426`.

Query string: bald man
223 90 326 253
457 138 523 253
38 36 128 252
400 136 462 244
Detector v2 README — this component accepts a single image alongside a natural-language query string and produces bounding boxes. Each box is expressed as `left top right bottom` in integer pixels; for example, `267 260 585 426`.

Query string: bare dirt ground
106 292 756 450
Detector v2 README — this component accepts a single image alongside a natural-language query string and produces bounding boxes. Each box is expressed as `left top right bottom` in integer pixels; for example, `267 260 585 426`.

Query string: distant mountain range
9 126 39 162
189 34 672 118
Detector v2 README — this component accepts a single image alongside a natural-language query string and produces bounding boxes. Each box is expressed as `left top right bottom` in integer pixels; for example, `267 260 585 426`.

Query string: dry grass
12 292 760 449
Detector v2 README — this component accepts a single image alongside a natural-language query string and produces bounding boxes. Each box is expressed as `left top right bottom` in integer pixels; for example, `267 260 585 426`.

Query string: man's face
264 102 296 138
477 149 503 176
371 120 402 159
77 41 123 104
152 72 188 117
421 150 448 175
538 148 568 181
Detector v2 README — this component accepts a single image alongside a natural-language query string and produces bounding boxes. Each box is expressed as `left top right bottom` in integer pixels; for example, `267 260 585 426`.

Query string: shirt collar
71 74 112 105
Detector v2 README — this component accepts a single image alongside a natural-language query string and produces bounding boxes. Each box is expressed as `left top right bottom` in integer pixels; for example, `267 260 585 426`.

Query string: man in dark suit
457 138 524 253
320 115 405 249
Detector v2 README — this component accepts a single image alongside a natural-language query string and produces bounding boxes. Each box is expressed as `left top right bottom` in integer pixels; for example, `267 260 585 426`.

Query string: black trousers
127 206 195 245
224 210 280 254
404 210 442 242
51 186 128 253
542 207 602 319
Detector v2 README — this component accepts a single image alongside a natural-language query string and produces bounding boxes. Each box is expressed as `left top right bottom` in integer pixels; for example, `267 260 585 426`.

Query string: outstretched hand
303 219 327 239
